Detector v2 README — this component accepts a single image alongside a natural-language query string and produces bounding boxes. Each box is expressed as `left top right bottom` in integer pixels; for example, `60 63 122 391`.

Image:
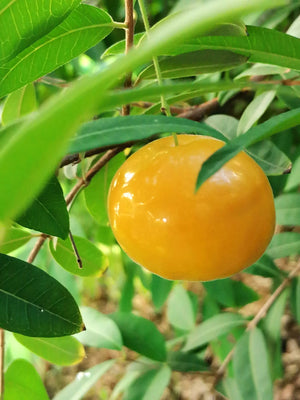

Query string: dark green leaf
17 176 69 239
246 254 285 279
267 232 300 259
69 115 226 154
167 285 196 331
0 254 83 337
167 351 208 372
151 274 173 311
275 193 300 226
110 312 167 361
0 228 32 254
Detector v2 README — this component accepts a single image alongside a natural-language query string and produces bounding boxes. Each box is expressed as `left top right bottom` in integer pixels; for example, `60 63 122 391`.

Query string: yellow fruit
108 134 275 281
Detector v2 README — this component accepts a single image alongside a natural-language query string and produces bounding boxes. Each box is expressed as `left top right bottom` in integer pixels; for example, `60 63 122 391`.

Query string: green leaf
0 5 113 97
53 360 115 400
4 359 49 400
50 235 107 277
0 0 80 63
233 328 273 400
167 285 195 331
275 193 300 226
84 153 125 225
205 114 238 140
75 306 123 350
291 276 300 324
14 334 85 365
285 153 300 191
123 365 171 400
138 50 247 80
183 313 246 351
203 279 259 308
167 351 208 372
2 84 37 126
0 253 83 337
221 377 243 400
263 289 289 342
196 108 300 190
246 254 285 279
17 175 69 239
267 232 300 259
102 32 144 58
69 115 226 154
0 227 32 254
151 274 173 311
110 312 167 361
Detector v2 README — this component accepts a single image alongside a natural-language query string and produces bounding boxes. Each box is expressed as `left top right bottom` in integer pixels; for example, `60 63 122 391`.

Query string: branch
26 233 49 264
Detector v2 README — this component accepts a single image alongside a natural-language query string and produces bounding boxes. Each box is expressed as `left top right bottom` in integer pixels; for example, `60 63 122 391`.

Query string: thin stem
0 329 4 400
27 234 49 264
69 231 83 269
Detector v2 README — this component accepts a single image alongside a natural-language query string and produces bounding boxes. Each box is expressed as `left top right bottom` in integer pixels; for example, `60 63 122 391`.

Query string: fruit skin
108 134 275 281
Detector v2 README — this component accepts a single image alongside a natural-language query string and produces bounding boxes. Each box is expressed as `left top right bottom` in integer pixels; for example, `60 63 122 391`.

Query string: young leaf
17 175 69 239
53 360 115 400
0 5 114 97
0 228 32 254
151 274 173 311
233 328 273 400
266 232 300 259
109 312 167 361
4 359 50 400
2 84 37 126
75 306 123 350
50 235 107 277
275 193 300 226
167 351 208 372
14 334 85 365
69 115 226 154
0 253 83 337
167 285 196 331
123 365 171 400
183 313 246 351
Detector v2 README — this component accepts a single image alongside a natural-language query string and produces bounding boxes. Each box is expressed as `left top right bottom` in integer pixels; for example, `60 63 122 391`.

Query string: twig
176 98 219 121
27 234 49 264
0 329 4 400
69 231 82 269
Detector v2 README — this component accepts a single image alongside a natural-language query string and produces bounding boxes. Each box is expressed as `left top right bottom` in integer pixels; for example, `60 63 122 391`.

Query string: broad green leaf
110 312 167 361
203 279 259 308
151 274 173 311
0 0 80 63
14 334 85 365
275 193 300 226
284 153 300 191
123 365 171 400
138 50 247 80
237 91 276 136
102 32 144 58
2 84 37 125
0 5 114 97
167 285 195 331
75 306 123 350
69 115 226 154
84 153 126 225
0 227 32 254
17 175 69 239
267 232 300 259
263 289 289 342
205 114 238 140
0 253 83 337
0 0 285 226
291 276 300 324
53 360 115 400
50 235 107 277
183 313 245 352
167 351 208 372
233 328 273 400
246 254 285 279
222 377 243 400
196 108 300 190
4 359 49 400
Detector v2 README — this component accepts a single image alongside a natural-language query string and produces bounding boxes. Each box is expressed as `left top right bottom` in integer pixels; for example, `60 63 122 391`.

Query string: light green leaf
53 360 115 400
4 359 49 400
2 84 37 125
183 313 245 351
267 232 300 259
284 153 300 191
205 114 238 140
291 277 300 324
50 235 107 277
75 306 123 350
275 193 300 226
0 4 113 97
0 227 32 254
102 32 145 58
167 285 195 331
14 334 85 365
263 289 289 341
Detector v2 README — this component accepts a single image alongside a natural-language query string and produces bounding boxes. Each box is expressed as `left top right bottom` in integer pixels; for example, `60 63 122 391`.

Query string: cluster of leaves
1 0 300 399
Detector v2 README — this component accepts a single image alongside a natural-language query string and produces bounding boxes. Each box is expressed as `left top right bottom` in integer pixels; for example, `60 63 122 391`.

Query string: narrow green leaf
14 334 85 365
263 289 289 341
246 254 285 279
267 232 300 259
17 175 69 239
167 285 195 331
69 115 226 154
285 153 300 191
233 329 273 400
110 312 167 361
50 235 107 277
0 0 80 63
0 228 32 254
4 359 49 400
123 365 171 400
0 254 83 337
2 84 37 126
0 5 113 97
75 306 123 350
183 313 246 351
53 360 115 400
151 274 173 311
167 351 208 372
291 277 300 324
111 371 141 400
275 193 300 226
